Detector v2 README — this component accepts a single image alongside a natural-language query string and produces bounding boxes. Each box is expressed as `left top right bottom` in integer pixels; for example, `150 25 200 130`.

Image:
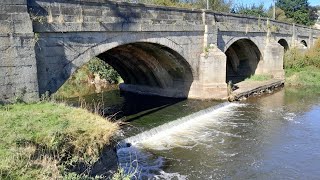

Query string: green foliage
88 57 120 84
140 0 181 7
284 40 320 70
63 172 104 180
231 0 318 25
276 0 317 25
245 74 272 81
135 0 233 12
111 168 133 180
205 0 233 12
233 4 268 17
55 65 93 98
55 57 121 98
285 39 320 87
267 7 294 23
286 66 320 87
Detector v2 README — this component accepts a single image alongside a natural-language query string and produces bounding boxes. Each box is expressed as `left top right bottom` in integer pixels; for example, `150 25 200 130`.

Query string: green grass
0 102 119 179
55 64 94 98
245 74 273 81
284 39 320 87
285 66 320 87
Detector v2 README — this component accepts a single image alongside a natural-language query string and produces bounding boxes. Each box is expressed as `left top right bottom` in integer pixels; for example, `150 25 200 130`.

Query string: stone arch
223 37 263 54
224 38 262 83
53 35 194 98
300 40 308 48
278 39 289 51
62 34 188 78
97 42 194 97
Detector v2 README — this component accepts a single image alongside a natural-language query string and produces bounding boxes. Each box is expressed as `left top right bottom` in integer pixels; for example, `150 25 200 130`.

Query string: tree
233 4 268 17
208 0 233 12
139 0 233 12
275 0 316 25
309 6 319 23
266 7 294 23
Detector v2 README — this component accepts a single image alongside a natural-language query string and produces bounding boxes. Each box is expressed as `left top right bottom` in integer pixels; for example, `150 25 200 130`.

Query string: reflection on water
64 86 320 179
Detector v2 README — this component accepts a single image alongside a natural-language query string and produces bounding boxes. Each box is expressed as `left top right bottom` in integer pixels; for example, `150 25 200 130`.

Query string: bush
284 39 320 87
284 39 320 70
88 57 120 84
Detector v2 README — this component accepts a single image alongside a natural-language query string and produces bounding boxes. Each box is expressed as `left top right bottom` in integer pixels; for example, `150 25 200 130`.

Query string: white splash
116 102 245 179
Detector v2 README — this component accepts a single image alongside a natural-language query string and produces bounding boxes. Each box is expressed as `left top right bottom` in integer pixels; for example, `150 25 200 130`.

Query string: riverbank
0 101 119 179
285 66 320 87
284 39 320 87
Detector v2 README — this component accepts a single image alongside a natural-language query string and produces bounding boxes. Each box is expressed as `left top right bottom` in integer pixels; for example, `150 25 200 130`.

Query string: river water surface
67 87 320 179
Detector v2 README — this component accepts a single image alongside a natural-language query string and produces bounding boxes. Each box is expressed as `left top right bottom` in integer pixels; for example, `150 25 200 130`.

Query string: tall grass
0 102 119 179
284 39 320 87
245 74 273 81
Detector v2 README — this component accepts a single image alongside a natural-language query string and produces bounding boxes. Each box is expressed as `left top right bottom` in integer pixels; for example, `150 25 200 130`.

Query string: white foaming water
116 102 245 179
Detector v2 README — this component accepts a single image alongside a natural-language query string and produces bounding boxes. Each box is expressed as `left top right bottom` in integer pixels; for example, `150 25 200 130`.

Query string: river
66 87 320 179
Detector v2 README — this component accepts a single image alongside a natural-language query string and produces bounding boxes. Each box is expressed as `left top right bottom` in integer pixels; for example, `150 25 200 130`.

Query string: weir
116 102 245 179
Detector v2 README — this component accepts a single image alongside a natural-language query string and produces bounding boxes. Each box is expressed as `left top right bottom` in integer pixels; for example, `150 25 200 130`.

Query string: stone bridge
1 0 320 102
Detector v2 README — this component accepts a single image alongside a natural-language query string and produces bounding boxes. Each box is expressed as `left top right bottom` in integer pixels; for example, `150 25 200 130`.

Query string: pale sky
234 0 320 9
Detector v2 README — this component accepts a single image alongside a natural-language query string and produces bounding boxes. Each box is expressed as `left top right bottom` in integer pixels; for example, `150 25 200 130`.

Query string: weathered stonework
1 0 320 101
0 0 39 103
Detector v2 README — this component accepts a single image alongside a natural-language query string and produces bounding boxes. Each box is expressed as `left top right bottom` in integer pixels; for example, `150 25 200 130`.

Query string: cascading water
116 102 245 179
64 88 320 179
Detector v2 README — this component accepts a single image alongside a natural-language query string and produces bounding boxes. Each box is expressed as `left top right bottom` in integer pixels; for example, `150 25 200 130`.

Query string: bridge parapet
27 0 320 45
28 0 204 33
211 11 320 39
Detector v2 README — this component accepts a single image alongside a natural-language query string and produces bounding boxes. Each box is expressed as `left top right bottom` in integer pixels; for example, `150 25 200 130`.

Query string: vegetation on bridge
132 0 318 26
0 100 119 179
232 0 318 26
135 0 233 12
285 39 320 87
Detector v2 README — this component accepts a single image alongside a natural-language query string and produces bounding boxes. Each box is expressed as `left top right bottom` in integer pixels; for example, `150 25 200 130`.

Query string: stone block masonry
1 0 320 101
0 0 39 103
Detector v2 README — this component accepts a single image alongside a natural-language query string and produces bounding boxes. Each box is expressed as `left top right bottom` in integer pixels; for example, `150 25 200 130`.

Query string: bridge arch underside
278 39 289 51
225 39 262 84
97 42 193 98
300 40 308 48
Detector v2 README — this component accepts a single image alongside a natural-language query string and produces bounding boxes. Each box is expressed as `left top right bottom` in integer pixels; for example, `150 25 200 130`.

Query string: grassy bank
0 101 119 179
284 39 320 87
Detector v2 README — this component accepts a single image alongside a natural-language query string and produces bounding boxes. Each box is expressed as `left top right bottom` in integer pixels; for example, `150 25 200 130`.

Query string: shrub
88 57 120 84
284 38 320 87
284 39 320 70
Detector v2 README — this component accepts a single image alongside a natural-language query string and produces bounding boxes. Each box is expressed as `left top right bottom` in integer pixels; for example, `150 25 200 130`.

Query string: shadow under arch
54 41 195 117
42 32 196 99
96 42 194 98
300 40 308 48
278 39 289 51
225 38 262 84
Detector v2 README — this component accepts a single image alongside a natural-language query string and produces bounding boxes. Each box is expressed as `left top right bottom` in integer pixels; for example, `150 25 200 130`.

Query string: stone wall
1 0 320 101
0 0 39 103
27 0 204 32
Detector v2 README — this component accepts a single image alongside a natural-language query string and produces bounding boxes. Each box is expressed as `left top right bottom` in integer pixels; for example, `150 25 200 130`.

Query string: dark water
65 87 320 179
